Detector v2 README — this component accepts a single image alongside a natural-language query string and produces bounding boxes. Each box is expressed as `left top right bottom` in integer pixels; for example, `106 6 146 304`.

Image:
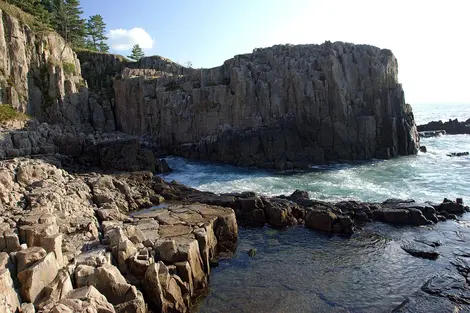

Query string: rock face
114 42 419 168
0 9 112 132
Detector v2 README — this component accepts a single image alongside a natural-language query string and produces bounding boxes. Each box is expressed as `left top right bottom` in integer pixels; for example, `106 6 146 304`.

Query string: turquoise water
160 103 470 312
196 218 470 313
162 104 470 203
162 134 470 203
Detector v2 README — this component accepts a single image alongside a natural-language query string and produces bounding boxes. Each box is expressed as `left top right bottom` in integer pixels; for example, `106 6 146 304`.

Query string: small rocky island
0 4 468 313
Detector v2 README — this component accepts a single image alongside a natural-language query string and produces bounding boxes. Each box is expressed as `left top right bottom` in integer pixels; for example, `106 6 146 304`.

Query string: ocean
159 103 470 312
162 103 470 204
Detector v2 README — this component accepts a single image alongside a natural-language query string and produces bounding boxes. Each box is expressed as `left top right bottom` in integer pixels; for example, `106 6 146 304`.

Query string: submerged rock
414 236 442 248
393 290 465 313
401 242 440 260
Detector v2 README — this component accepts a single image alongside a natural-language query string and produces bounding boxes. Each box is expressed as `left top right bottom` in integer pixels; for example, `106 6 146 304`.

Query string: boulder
17 252 59 303
143 262 187 313
305 208 337 232
38 269 73 304
373 208 410 225
75 264 146 313
0 268 20 313
65 286 115 313
401 241 440 260
262 198 300 227
16 247 47 273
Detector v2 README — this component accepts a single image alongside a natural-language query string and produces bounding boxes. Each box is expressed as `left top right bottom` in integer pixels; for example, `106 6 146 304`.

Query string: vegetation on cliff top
0 1 50 31
3 0 109 52
127 44 145 61
0 104 29 122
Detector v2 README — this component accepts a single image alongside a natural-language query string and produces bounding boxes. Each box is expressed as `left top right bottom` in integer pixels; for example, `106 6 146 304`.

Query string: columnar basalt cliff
0 8 114 132
114 42 419 169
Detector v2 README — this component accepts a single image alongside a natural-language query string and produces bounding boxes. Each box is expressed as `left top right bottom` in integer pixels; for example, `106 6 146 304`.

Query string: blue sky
79 0 470 104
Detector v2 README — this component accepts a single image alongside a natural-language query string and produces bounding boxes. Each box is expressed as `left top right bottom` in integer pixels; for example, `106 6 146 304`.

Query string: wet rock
393 290 465 312
248 248 257 257
421 271 470 304
447 152 469 157
414 236 442 248
418 118 470 135
438 199 466 215
305 208 337 232
373 205 432 226
234 195 266 225
450 258 470 277
373 208 410 224
419 146 427 153
304 207 353 233
401 241 440 260
262 198 300 227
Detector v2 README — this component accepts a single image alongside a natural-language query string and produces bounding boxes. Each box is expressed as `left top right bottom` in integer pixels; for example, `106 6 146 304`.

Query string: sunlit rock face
0 9 116 132
114 42 419 169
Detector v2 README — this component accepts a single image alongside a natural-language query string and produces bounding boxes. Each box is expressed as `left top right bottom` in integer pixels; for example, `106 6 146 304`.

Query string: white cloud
107 28 154 51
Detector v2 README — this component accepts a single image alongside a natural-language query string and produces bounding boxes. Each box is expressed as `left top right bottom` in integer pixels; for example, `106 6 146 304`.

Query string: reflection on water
196 215 470 313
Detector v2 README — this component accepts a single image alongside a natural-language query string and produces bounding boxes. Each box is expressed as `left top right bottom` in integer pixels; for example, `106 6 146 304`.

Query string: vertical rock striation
0 8 113 132
114 42 419 169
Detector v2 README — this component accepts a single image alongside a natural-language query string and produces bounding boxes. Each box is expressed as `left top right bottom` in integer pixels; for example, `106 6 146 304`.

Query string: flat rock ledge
0 157 236 313
0 157 467 313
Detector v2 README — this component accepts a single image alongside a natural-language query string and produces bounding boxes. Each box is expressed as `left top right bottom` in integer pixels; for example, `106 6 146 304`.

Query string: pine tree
51 0 86 48
127 44 145 61
85 15 108 52
9 0 52 26
98 41 110 53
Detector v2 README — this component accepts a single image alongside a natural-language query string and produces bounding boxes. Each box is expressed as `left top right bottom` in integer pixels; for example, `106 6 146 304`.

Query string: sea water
159 103 470 312
162 103 470 203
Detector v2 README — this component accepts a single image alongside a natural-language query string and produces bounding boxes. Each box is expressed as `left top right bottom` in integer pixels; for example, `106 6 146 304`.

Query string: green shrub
0 104 29 122
0 1 50 32
63 62 75 76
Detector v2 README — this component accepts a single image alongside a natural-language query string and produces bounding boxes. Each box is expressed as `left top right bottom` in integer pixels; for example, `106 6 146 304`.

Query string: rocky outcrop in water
150 181 469 233
418 118 470 135
113 42 420 169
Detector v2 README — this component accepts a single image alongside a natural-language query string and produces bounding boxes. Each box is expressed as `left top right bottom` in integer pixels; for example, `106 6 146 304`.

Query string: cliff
0 7 113 132
113 42 419 169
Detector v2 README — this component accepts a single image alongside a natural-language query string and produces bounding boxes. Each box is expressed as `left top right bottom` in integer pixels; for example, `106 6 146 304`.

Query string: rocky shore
0 4 467 312
0 156 238 313
0 153 469 313
418 118 470 135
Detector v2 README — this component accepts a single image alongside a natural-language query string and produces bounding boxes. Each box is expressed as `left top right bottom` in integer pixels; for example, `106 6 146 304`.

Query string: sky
79 0 470 105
